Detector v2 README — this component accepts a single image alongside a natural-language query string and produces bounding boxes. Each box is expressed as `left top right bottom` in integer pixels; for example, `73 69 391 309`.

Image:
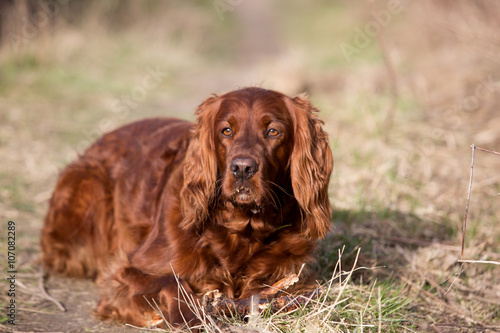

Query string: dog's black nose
230 157 258 179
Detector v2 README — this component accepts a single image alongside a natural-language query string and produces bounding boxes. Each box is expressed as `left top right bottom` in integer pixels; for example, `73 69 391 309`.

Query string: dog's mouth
231 187 263 215
232 186 254 204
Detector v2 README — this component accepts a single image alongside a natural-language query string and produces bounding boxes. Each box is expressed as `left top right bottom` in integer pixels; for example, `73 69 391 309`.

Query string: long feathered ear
283 95 334 239
179 95 221 230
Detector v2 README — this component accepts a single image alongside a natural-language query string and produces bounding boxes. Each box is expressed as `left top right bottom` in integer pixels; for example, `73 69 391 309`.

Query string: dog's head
180 87 333 239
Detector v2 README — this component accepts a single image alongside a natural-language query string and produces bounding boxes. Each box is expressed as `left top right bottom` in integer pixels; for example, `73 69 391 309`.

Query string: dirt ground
7 276 139 333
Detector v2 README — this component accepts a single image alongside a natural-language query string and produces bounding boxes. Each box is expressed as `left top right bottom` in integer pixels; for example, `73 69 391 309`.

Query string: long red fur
41 87 334 328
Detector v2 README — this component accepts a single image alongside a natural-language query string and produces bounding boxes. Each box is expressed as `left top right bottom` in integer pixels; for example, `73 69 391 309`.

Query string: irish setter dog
41 87 333 328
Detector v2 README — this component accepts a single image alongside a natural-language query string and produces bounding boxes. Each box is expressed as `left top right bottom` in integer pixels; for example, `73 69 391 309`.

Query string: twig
474 146 500 156
461 144 500 259
377 287 382 333
461 144 475 259
443 264 468 296
15 279 64 313
38 265 66 312
457 259 500 265
321 322 376 329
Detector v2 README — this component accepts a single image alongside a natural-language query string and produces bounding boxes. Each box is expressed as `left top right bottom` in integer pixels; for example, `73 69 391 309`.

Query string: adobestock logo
339 0 411 63
398 74 498 180
7 0 71 53
63 65 167 165
213 0 244 21
438 75 497 133
112 65 167 120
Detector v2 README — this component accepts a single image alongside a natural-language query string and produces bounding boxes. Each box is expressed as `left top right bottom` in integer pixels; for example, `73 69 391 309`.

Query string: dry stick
461 144 475 259
16 266 66 312
377 287 382 333
474 146 500 156
461 145 500 262
38 265 66 312
443 264 468 297
457 259 500 265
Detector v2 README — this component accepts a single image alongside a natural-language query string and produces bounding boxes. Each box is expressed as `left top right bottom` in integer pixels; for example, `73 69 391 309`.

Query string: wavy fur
41 87 333 329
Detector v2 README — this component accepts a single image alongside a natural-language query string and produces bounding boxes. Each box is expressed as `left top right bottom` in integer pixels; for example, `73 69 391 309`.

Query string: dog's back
40 118 192 278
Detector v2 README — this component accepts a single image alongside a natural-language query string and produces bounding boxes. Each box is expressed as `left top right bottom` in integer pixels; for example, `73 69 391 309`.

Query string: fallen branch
461 144 500 260
38 265 66 312
205 289 321 318
461 144 475 258
457 259 500 265
474 146 500 156
16 266 66 312
203 274 321 319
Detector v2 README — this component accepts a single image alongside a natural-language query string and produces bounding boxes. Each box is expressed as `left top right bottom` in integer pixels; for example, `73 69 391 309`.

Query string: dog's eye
222 128 233 136
266 128 280 137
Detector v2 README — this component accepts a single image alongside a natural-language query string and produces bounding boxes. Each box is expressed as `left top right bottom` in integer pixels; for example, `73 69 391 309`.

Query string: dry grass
0 0 499 332
142 248 412 332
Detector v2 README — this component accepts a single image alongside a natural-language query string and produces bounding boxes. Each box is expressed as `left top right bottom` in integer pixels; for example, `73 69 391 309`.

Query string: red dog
41 87 333 328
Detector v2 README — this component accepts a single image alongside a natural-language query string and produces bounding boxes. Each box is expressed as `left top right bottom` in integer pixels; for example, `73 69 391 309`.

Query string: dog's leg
95 266 199 328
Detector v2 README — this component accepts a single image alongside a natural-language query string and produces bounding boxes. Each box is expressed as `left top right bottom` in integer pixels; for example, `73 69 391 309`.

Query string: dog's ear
179 95 221 230
283 95 334 239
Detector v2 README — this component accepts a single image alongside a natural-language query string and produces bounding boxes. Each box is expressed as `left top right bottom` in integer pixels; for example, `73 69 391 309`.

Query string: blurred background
0 0 499 331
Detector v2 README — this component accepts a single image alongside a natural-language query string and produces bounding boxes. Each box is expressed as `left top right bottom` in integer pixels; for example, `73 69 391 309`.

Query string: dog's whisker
266 180 294 199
